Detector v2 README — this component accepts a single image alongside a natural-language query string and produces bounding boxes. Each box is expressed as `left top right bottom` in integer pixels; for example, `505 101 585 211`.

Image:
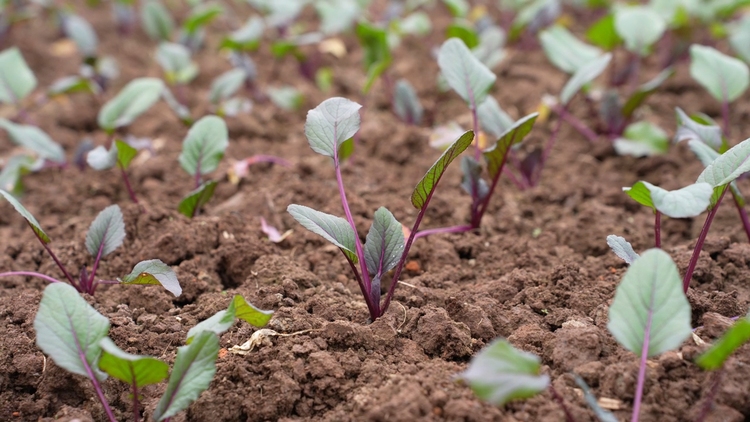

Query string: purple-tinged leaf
304 97 362 158
287 204 358 263
85 204 125 258
119 259 182 296
364 207 404 302
394 79 423 125
412 130 474 209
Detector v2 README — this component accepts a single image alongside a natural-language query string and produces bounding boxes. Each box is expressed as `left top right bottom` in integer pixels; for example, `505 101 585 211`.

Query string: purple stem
553 104 599 144
380 205 426 317
0 271 63 284
694 370 723 422
414 224 474 239
71 323 117 422
86 229 108 295
548 384 576 422
120 166 139 205
503 166 528 190
32 226 78 287
731 192 750 242
683 188 728 293
722 99 730 139
343 251 377 320
632 291 654 422
131 366 140 422
655 211 661 248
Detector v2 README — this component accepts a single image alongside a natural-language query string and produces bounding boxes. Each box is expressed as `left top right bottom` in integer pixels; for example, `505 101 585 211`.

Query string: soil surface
2 2 750 422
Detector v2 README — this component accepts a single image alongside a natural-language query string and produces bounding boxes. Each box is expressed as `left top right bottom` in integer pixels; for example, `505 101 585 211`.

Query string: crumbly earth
1 2 750 422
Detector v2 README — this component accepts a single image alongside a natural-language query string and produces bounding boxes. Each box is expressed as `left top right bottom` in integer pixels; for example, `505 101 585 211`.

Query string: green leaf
483 113 538 179
398 12 432 36
606 235 639 265
540 25 602 74
438 38 496 108
33 283 110 381
304 97 361 158
98 337 169 387
119 259 182 296
624 181 713 218
178 180 218 218
85 204 126 258
179 115 228 177
0 189 50 243
729 16 750 63
442 0 469 17
472 25 506 70
364 207 404 298
621 68 674 119
586 13 621 51
696 136 750 187
186 295 272 343
459 338 550 406
607 248 691 358
209 69 246 104
690 44 749 104
356 22 392 94
560 53 611 105
63 14 98 58
393 79 423 125
674 107 723 151
686 140 745 206
156 42 198 85
446 20 479 49
412 130 474 209
221 16 264 50
0 154 34 194
153 331 219 421
141 0 174 41
287 204 358 263
98 78 165 132
478 97 514 139
613 121 668 157
267 86 303 111
182 3 223 35
0 47 37 103
0 119 66 164
315 0 361 35
48 76 99 97
115 140 138 170
696 312 750 370
614 6 666 55
87 141 133 171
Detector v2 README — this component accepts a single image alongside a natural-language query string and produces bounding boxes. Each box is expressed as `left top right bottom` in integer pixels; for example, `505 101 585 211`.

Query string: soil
2 2 750 422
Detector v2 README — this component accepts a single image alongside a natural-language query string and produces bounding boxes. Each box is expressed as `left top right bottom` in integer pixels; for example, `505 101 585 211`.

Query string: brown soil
2 2 750 422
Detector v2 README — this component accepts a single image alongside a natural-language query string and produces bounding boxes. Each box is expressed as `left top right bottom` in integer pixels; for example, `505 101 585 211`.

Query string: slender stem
414 224 474 240
471 105 480 161
632 298 654 422
722 99 730 139
552 104 598 144
475 148 514 227
730 191 750 242
194 171 201 190
694 370 723 422
343 251 377 320
120 166 139 204
654 211 661 249
87 233 108 294
73 330 117 422
503 166 528 190
548 384 576 422
33 226 77 287
0 271 63 284
131 367 140 422
683 188 728 293
105 132 115 149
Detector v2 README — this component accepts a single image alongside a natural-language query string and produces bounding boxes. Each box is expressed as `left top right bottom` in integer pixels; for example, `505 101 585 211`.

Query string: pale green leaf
483 114 538 179
0 47 37 103
183 3 223 34
607 248 691 357
560 53 611 105
156 42 198 85
98 337 169 387
459 338 550 406
63 14 98 58
472 25 506 69
540 25 602 74
0 189 49 243
690 44 749 103
0 154 34 193
623 181 712 218
696 137 750 187
98 78 165 131
687 140 745 205
438 38 496 108
153 331 219 421
621 68 674 119
304 97 361 158
0 118 65 163
268 86 303 111
287 204 358 263
221 16 264 50
119 259 182 296
209 69 246 104
478 97 514 139
393 79 423 125
674 107 723 150
33 283 110 381
179 115 228 177
606 235 639 265
141 0 174 41
614 6 666 55
613 121 668 157
85 204 125 258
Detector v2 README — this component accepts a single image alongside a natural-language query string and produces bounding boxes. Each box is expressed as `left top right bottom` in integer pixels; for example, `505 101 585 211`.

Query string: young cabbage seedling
34 282 271 422
0 193 180 296
288 97 473 321
177 115 228 218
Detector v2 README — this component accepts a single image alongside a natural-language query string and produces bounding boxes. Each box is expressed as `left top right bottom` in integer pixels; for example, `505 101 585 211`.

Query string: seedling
393 79 423 125
87 139 140 204
0 194 180 296
178 2 223 51
33 282 271 421
58 12 119 93
221 16 264 52
156 41 198 103
288 97 473 321
178 115 228 217
209 67 253 116
141 0 175 42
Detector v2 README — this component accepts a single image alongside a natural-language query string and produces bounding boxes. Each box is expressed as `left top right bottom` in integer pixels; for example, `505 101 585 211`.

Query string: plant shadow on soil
2 3 750 422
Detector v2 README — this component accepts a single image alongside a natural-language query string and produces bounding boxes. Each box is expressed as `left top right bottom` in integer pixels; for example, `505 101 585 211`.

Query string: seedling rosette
178 115 228 217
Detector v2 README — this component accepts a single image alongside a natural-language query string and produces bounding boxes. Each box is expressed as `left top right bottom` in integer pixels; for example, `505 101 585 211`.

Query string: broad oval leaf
696 137 750 187
614 6 666 55
606 235 639 265
153 331 219 421
674 107 723 150
287 204 358 263
33 283 110 381
179 115 228 177
209 68 246 104
412 130 474 209
304 97 362 158
178 180 218 218
63 14 98 58
560 53 611 105
85 204 126 258
119 259 182 296
98 78 165 132
613 120 668 157
539 25 602 74
141 0 174 41
0 189 49 243
607 248 691 357
483 114 538 179
0 119 66 163
478 97 514 139
438 37 496 108
0 47 37 103
690 44 749 103
98 337 169 387
624 181 712 218
696 312 750 370
364 207 404 284
459 338 550 406
393 79 423 125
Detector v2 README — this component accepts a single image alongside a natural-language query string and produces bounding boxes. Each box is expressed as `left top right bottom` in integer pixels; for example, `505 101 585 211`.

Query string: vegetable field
2 0 750 421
